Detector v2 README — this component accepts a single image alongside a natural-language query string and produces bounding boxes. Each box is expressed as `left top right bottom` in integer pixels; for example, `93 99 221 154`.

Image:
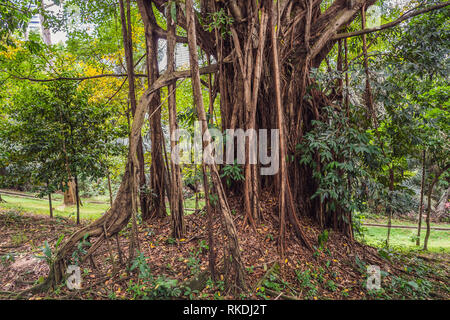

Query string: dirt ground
0 193 449 300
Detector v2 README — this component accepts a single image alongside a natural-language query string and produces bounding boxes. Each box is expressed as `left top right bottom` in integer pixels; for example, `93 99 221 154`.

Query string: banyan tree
35 0 449 292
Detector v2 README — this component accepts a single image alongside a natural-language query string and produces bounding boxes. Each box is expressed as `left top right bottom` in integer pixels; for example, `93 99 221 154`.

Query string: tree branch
4 64 219 83
5 72 144 82
333 1 450 40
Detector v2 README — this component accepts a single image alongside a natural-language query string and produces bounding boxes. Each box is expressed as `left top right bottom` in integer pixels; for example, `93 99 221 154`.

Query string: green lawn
0 193 206 221
365 216 448 228
0 194 108 221
359 218 450 253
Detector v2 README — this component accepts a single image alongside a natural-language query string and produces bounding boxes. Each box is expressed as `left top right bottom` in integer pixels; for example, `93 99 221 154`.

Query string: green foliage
0 253 16 266
220 162 244 187
298 106 381 216
295 269 318 299
205 8 234 37
0 66 126 195
0 1 40 43
186 240 208 276
128 250 182 299
70 233 90 266
317 229 329 249
35 235 64 266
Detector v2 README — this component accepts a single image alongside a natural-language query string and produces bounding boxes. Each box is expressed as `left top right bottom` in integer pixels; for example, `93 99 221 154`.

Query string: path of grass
0 194 108 221
359 221 450 254
0 193 206 221
365 216 448 228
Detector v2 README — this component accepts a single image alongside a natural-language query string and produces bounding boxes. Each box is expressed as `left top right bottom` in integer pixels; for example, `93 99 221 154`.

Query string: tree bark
166 1 185 238
424 164 450 250
119 0 148 218
185 0 246 291
74 174 80 225
416 150 426 246
137 0 167 220
107 168 113 207
435 187 449 222
63 179 76 206
386 168 394 247
48 193 53 219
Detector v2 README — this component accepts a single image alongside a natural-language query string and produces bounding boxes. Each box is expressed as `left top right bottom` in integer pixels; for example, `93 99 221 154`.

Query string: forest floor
0 193 449 300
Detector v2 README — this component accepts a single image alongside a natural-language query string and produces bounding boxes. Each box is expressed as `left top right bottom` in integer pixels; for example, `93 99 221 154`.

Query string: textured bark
38 0 51 45
361 5 376 125
166 2 185 238
63 179 76 206
119 0 148 218
203 0 378 239
138 0 167 220
424 164 450 250
48 193 53 219
416 150 426 246
74 174 80 225
186 0 246 291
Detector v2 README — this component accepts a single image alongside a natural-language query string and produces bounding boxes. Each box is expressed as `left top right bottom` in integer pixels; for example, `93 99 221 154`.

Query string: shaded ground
0 194 449 300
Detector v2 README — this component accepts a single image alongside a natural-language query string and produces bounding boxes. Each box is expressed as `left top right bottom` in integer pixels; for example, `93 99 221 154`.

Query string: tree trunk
119 0 149 218
137 0 167 220
38 0 52 45
41 66 162 289
386 168 394 247
74 174 80 225
63 179 76 206
107 168 113 207
193 0 378 240
424 164 450 250
434 187 449 222
48 192 53 219
166 2 185 238
416 150 426 246
186 0 246 291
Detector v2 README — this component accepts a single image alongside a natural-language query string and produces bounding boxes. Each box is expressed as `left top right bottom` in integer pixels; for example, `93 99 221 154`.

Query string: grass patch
365 216 448 228
359 225 450 253
0 194 107 221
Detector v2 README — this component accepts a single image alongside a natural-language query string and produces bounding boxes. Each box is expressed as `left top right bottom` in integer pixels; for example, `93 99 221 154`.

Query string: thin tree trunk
48 193 53 219
435 187 450 222
270 6 287 257
386 168 394 247
344 37 350 116
119 0 148 218
166 1 185 238
202 165 216 281
416 150 426 246
107 168 113 207
137 0 167 220
74 174 80 225
185 0 246 291
38 0 52 45
361 5 376 125
424 164 450 250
